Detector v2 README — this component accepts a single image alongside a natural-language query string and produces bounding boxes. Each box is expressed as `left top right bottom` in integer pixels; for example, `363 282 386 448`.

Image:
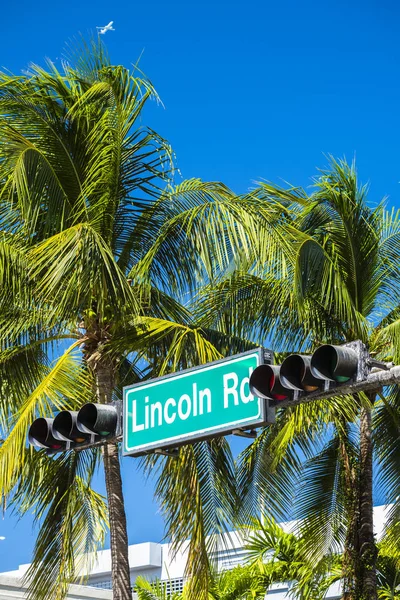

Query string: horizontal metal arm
46 434 122 455
272 365 400 409
367 358 395 370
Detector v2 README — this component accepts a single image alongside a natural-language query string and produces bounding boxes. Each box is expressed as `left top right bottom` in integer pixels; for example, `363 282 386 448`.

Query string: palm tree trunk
340 434 358 600
103 443 132 600
95 359 132 600
358 396 377 600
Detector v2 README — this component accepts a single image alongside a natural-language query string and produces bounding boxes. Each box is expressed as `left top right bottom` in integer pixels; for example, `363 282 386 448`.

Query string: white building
1 505 389 599
0 577 112 600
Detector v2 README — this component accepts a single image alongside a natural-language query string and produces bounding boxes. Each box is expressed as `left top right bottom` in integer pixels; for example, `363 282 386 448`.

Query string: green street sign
123 349 274 456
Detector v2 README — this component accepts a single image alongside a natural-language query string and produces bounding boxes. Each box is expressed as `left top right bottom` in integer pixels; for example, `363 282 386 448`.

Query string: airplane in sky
97 21 115 35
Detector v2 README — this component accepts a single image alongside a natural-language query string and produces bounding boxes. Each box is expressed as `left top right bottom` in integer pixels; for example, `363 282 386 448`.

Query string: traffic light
28 403 120 452
28 417 66 451
249 341 368 406
76 403 118 438
249 364 295 402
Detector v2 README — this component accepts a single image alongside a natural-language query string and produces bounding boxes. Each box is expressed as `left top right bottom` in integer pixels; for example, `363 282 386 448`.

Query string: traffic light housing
28 403 121 453
311 344 359 383
250 364 295 401
53 411 92 444
28 417 65 450
250 341 368 406
77 403 118 438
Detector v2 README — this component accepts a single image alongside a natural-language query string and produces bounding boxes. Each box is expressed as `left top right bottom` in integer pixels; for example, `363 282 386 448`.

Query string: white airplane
97 21 115 34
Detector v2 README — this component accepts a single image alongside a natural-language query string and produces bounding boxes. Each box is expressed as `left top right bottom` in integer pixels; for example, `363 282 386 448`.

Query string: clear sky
0 0 398 572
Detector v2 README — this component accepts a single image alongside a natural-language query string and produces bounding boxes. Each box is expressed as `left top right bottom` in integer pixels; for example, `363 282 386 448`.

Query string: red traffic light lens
270 374 286 400
250 365 288 401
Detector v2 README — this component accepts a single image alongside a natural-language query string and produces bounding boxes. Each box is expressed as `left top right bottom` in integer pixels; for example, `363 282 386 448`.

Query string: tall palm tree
0 39 264 600
197 158 400 599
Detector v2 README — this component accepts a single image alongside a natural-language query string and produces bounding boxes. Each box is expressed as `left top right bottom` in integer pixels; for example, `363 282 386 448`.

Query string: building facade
1 505 389 599
0 577 112 600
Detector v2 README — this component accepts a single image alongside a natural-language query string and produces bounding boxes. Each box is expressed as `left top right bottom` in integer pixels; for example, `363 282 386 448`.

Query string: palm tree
245 516 400 600
0 39 264 600
134 564 266 600
376 551 400 600
197 158 400 599
245 516 338 599
134 576 183 600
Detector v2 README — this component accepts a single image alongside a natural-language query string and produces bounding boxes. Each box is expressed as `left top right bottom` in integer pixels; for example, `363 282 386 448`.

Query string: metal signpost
123 348 274 457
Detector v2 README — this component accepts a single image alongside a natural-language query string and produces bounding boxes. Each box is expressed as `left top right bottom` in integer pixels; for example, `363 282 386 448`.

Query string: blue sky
1 0 399 572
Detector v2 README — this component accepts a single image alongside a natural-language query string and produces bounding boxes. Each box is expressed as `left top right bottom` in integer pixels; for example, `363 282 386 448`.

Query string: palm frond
295 429 355 559
294 238 367 340
141 438 237 600
244 517 335 600
0 340 89 500
110 316 223 374
20 450 107 600
209 563 266 600
135 576 182 600
29 223 137 320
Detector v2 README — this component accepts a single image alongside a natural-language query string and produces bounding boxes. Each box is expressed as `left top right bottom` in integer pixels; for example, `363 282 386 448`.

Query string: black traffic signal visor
311 344 358 383
53 411 87 444
250 364 289 401
77 403 118 437
28 418 63 450
280 354 323 392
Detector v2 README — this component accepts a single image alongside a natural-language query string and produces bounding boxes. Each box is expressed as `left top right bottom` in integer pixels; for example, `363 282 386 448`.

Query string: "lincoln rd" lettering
130 368 254 433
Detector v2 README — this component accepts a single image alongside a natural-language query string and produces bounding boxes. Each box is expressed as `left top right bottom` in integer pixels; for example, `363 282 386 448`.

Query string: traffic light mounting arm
250 341 400 410
28 401 123 455
274 359 400 409
64 400 123 454
28 345 400 454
